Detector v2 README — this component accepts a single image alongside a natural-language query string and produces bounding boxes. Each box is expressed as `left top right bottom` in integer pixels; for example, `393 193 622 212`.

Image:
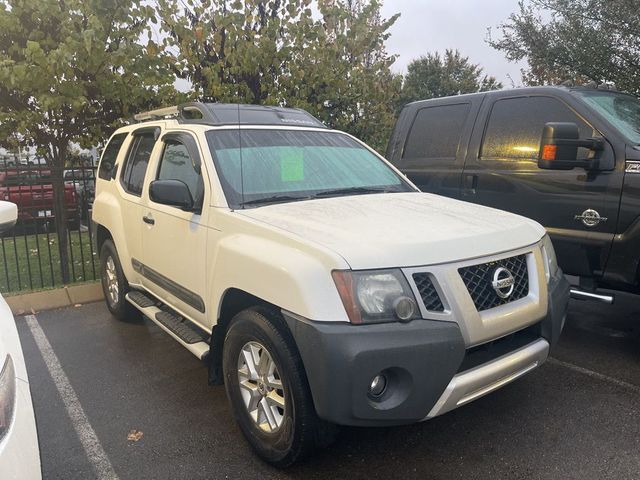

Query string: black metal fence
0 162 99 293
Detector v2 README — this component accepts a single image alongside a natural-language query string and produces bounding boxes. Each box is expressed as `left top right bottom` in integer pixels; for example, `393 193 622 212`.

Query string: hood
239 192 545 269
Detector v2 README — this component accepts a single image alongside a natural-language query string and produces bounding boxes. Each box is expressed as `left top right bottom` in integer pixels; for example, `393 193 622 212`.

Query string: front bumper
284 272 569 427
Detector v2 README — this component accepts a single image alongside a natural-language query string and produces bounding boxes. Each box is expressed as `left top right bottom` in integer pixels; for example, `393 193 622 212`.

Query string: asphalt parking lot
16 293 640 480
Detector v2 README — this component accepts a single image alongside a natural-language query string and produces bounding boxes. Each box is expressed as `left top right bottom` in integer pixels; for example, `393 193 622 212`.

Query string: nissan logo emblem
492 267 515 299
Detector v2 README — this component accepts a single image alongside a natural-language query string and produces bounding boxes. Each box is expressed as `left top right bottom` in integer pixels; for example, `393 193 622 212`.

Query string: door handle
462 174 478 195
142 215 155 225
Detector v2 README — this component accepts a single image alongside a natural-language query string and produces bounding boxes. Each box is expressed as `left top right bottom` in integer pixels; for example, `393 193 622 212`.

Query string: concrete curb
4 282 104 315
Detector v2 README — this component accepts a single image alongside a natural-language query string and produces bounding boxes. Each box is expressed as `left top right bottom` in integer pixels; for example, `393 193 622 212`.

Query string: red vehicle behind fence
0 169 79 230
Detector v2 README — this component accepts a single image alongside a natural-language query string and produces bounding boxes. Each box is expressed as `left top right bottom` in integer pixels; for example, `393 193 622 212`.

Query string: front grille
458 254 529 312
457 322 542 373
412 273 445 312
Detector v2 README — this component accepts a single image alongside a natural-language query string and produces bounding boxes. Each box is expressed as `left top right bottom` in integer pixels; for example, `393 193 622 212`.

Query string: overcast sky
379 0 526 87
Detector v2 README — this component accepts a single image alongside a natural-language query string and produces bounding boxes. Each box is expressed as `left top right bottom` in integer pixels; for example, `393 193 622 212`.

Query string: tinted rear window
99 133 128 180
403 103 470 160
121 133 155 196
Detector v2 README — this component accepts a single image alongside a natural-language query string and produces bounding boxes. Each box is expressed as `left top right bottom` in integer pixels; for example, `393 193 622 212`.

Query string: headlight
332 269 419 324
541 235 559 282
0 355 16 442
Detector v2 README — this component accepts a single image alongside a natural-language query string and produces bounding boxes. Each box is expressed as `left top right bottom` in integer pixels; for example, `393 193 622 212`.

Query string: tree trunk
50 142 71 284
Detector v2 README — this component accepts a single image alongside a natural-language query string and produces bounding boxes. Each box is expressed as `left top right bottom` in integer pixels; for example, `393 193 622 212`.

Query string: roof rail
133 103 209 122
133 106 180 122
133 102 327 128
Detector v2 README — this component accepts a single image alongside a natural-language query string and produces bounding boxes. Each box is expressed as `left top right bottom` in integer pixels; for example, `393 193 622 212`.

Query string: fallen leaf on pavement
127 430 144 442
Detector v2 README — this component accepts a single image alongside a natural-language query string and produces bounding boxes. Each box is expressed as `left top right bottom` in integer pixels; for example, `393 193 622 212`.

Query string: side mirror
538 122 604 170
149 180 194 211
0 201 18 233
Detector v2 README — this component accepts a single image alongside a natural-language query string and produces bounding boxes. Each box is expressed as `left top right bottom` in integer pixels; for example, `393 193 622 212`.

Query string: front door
461 94 622 279
140 132 209 325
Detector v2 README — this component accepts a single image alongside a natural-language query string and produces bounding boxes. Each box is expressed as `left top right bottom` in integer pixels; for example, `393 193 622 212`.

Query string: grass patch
0 230 99 293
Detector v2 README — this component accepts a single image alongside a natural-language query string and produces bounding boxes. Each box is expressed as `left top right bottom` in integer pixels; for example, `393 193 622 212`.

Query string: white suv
93 103 569 467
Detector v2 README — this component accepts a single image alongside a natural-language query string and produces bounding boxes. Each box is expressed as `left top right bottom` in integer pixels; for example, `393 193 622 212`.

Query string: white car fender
208 233 351 324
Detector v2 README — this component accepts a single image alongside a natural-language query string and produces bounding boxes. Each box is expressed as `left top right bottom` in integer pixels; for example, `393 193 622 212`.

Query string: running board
125 291 210 361
569 288 614 304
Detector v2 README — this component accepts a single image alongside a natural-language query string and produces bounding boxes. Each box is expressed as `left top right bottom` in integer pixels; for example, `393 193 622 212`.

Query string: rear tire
100 239 140 321
68 215 81 231
222 307 337 467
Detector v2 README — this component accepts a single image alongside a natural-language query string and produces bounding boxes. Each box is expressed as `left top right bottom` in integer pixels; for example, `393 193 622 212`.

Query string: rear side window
98 133 127 180
121 133 156 196
403 104 470 160
481 96 593 160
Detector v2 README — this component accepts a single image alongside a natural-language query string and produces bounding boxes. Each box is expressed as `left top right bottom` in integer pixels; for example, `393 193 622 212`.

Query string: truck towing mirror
538 122 604 170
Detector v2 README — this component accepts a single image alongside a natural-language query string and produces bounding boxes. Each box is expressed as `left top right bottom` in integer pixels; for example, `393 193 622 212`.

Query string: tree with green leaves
489 0 640 93
158 0 316 105
0 0 176 282
157 0 401 152
290 0 402 152
400 49 502 106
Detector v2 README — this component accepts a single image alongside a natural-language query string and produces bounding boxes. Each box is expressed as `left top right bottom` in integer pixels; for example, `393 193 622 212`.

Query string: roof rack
133 102 327 129
133 106 179 121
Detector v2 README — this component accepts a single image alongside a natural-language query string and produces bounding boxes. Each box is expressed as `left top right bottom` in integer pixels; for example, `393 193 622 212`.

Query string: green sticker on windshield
281 149 304 182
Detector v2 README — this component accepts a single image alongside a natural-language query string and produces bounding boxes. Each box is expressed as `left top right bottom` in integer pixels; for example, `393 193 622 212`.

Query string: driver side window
157 141 201 202
481 96 595 161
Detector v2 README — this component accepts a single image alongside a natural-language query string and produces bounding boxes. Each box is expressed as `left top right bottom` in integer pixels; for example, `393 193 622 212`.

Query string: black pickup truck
387 86 640 302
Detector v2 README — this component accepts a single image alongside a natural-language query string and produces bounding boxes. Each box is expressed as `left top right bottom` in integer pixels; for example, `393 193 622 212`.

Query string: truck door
139 132 209 326
392 98 480 199
461 94 621 279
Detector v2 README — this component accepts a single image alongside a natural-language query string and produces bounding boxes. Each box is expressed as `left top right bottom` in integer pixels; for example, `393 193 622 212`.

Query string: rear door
461 93 621 278
391 98 481 199
116 128 161 283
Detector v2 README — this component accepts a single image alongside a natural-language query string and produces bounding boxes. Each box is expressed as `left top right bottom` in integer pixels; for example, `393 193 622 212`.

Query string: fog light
369 374 387 397
393 296 416 321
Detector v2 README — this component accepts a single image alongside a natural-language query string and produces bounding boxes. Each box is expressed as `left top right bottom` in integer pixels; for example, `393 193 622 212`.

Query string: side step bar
126 291 210 361
570 288 614 305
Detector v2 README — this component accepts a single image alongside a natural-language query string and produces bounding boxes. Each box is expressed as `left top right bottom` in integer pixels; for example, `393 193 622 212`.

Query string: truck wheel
68 215 81 231
100 239 139 321
223 307 334 467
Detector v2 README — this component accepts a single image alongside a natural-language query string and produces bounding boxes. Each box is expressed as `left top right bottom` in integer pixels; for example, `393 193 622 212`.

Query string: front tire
223 307 335 467
100 239 139 321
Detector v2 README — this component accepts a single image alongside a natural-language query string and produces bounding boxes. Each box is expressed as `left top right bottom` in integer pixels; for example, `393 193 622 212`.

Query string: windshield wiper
241 195 310 207
311 186 399 198
241 186 406 207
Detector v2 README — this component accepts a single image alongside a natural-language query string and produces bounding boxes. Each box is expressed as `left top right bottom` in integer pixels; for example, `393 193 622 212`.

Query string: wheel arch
208 288 276 385
96 224 113 254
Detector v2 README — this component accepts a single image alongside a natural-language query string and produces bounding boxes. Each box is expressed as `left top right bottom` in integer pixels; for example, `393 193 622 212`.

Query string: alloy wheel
104 256 119 306
237 341 286 433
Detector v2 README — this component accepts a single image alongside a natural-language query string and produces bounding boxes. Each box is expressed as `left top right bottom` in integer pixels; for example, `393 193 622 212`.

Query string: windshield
206 129 413 208
575 90 640 144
